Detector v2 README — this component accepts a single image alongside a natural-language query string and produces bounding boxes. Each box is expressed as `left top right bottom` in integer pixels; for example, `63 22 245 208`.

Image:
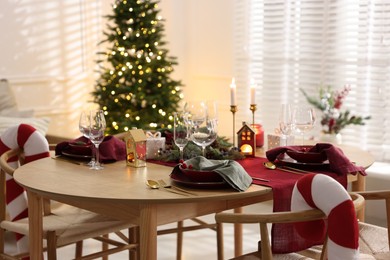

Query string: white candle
250 80 256 104
230 78 236 106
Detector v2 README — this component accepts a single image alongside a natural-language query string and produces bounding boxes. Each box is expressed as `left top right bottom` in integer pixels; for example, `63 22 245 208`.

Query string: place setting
161 100 263 192
54 110 127 168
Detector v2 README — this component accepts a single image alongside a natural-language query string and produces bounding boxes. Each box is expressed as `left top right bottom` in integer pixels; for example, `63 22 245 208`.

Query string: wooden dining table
14 157 273 260
13 144 374 260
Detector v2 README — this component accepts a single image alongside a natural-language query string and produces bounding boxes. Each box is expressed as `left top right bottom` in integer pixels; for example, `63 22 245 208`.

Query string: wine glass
292 106 316 145
279 104 293 146
185 101 218 157
79 111 95 166
173 112 190 161
88 110 106 170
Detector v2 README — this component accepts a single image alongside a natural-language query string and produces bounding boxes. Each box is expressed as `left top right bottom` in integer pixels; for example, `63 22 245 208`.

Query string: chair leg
176 221 183 260
102 234 108 260
216 222 224 260
46 231 57 260
75 240 83 259
0 229 4 256
129 227 139 260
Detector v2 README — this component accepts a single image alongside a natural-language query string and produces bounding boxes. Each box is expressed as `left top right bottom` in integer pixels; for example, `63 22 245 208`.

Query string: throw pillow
0 116 50 137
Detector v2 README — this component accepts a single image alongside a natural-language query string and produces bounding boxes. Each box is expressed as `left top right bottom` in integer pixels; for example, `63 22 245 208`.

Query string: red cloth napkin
237 157 347 254
55 135 126 163
266 143 366 176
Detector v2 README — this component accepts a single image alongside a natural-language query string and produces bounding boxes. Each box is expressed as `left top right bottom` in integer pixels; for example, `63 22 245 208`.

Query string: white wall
160 0 235 139
0 0 235 140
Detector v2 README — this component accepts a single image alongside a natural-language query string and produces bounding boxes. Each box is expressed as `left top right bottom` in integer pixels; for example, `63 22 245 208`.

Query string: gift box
146 131 165 159
267 133 294 150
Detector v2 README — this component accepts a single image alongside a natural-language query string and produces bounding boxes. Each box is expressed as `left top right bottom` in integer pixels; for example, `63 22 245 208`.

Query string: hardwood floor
4 202 272 259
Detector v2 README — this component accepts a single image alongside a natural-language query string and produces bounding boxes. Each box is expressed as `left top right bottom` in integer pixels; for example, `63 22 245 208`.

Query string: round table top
14 157 271 204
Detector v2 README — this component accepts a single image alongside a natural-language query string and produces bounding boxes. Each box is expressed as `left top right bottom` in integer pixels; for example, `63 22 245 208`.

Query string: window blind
234 0 390 162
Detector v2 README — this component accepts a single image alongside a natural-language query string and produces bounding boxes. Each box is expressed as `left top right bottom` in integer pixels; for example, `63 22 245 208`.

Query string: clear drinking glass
79 111 95 166
185 101 218 157
173 112 190 161
88 110 106 170
292 106 316 145
279 104 293 146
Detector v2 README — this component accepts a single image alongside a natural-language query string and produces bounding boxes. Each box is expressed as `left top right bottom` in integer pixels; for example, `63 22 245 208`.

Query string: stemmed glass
173 112 190 161
79 111 95 166
292 106 316 145
279 104 293 146
88 110 106 170
185 101 218 157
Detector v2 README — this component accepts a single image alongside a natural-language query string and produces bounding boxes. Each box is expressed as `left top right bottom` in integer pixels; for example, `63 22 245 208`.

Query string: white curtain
234 0 390 162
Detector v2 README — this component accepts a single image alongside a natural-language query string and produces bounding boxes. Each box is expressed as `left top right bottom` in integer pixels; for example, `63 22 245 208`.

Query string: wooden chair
0 147 139 259
357 190 390 259
215 192 365 260
214 171 373 260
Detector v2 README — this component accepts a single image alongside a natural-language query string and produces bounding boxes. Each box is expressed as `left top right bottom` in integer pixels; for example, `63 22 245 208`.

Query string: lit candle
230 78 236 106
250 80 256 104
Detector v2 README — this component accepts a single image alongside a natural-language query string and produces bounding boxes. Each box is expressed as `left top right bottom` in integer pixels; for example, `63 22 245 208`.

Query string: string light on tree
93 0 183 134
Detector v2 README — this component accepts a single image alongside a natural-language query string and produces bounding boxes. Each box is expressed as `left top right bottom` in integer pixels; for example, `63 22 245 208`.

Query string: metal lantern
237 122 256 157
125 129 147 167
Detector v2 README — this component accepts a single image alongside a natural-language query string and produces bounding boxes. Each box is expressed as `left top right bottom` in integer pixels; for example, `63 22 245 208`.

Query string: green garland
156 134 245 162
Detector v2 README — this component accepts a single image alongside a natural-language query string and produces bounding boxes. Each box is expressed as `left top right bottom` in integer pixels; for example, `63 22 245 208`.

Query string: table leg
27 190 43 259
139 205 157 260
234 207 243 257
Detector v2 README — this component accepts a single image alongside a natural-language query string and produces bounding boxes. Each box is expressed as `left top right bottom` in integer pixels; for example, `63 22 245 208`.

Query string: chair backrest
0 124 50 253
292 174 363 260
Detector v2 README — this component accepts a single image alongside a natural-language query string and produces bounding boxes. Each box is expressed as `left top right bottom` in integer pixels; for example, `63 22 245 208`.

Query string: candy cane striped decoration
0 124 50 255
291 174 359 260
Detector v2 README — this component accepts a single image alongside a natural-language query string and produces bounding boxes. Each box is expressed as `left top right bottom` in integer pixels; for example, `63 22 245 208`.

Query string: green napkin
180 156 252 191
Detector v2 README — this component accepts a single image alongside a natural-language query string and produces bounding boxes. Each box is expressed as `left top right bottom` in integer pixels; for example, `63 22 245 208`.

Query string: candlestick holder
249 104 257 155
249 104 257 126
230 105 238 147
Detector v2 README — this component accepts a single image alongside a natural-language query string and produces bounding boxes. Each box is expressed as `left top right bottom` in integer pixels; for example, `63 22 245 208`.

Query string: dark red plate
170 172 228 189
285 145 327 163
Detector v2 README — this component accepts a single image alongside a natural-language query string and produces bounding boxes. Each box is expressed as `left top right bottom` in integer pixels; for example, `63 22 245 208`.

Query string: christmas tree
93 0 183 134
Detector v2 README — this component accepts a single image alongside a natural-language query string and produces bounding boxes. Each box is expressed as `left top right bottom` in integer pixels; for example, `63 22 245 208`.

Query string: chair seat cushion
359 222 389 259
1 203 133 246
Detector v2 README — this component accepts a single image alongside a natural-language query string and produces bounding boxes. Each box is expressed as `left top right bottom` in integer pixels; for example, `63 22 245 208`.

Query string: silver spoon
263 161 304 175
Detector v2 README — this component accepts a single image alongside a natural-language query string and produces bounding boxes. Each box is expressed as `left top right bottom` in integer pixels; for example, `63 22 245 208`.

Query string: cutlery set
146 179 197 196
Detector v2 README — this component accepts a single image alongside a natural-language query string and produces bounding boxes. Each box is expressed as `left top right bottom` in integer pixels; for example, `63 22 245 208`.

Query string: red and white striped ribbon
0 124 49 256
291 174 359 260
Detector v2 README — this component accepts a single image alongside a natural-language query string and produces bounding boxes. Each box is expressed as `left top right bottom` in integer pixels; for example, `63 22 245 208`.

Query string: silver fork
157 179 198 196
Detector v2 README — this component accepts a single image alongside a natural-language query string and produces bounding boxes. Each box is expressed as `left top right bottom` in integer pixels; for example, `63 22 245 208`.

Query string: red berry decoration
179 159 184 164
188 164 193 169
181 162 187 169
